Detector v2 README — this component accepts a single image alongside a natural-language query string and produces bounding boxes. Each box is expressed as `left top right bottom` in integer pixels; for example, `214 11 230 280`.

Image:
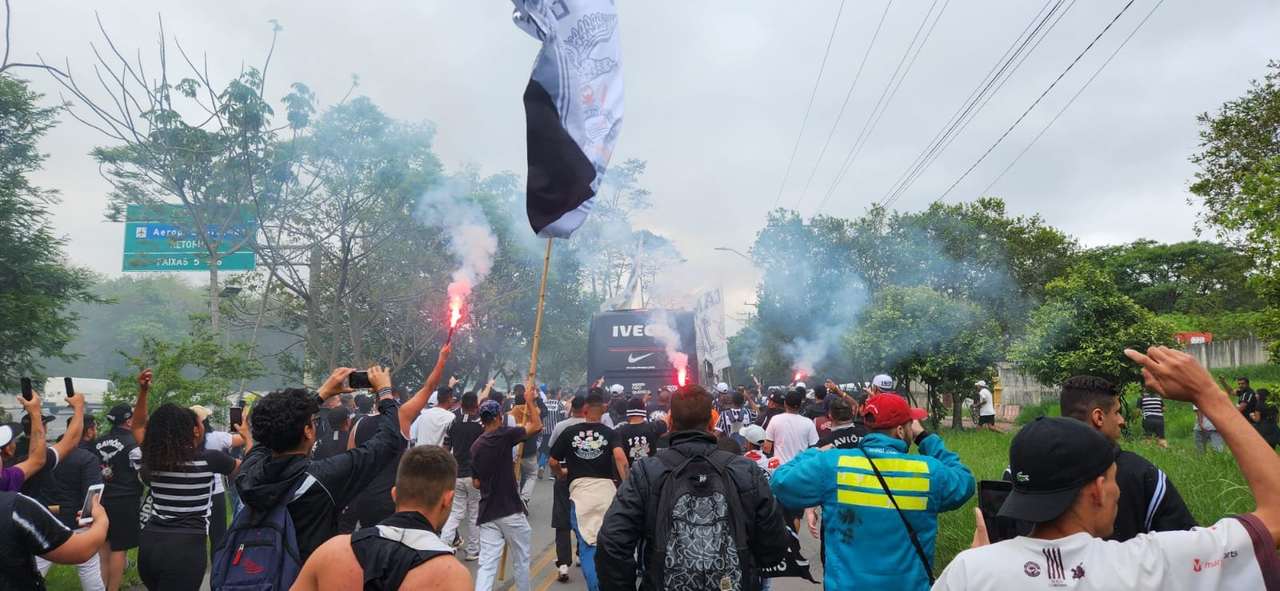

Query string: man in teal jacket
771 393 974 591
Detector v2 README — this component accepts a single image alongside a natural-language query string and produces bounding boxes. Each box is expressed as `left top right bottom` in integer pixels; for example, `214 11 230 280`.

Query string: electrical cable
772 0 848 208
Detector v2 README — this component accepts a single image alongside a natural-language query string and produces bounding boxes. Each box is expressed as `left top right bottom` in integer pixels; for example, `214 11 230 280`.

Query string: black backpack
652 448 751 591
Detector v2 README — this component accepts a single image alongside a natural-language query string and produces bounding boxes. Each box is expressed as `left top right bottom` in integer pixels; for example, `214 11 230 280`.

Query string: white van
44 377 116 408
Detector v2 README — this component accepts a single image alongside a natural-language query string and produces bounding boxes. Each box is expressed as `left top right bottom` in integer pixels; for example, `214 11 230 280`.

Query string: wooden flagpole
499 237 554 582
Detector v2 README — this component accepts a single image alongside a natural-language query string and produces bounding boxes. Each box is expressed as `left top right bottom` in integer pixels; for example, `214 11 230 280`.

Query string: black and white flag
513 0 624 238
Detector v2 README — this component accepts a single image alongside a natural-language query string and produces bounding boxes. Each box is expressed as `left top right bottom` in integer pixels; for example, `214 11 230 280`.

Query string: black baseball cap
107 404 133 425
999 417 1120 523
20 412 55 434
768 391 786 405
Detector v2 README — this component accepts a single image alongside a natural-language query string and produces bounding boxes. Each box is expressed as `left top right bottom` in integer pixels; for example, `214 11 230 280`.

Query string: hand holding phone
229 406 244 429
976 480 1023 543
20 377 33 401
64 377 75 398
345 371 373 390
78 483 105 527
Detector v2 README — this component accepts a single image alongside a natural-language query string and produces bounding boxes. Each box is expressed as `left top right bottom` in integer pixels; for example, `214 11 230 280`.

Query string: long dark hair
141 403 199 473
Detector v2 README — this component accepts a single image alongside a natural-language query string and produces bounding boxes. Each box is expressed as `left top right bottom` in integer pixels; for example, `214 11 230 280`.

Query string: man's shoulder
402 553 471 589
1116 449 1159 474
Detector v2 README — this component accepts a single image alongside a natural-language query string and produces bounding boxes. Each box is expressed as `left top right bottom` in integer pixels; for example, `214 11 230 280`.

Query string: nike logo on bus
627 353 656 363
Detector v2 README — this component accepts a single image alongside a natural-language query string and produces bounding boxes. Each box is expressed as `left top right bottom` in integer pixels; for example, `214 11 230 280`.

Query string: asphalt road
461 473 825 591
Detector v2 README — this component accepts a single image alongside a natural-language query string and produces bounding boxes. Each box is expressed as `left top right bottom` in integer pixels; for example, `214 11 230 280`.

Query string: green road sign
122 203 256 272
122 251 256 272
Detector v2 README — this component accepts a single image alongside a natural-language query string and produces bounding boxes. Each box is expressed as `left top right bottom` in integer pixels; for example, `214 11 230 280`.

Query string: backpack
211 478 307 590
652 448 752 591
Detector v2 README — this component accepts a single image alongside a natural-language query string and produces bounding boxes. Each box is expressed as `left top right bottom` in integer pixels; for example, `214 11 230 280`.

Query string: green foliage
0 76 97 387
1083 240 1263 315
104 324 264 413
1159 310 1271 340
1189 61 1280 361
1011 265 1177 387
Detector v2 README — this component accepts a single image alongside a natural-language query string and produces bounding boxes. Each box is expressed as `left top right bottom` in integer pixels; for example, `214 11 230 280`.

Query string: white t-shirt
764 412 818 465
934 516 1276 591
979 389 995 417
1193 405 1218 432
411 407 456 446
204 430 235 494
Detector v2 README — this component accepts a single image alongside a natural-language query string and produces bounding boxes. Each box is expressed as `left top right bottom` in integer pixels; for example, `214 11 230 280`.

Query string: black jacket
1110 450 1197 541
596 430 788 591
234 397 406 561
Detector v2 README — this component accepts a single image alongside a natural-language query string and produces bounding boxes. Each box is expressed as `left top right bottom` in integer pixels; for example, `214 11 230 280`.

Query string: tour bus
586 309 701 399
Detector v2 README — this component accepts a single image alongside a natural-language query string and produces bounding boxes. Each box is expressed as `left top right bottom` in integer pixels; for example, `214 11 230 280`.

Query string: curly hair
252 388 319 453
141 404 199 473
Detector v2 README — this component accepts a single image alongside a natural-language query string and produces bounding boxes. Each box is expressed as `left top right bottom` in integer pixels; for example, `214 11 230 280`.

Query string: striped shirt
141 449 235 532
1139 397 1164 419
716 407 756 435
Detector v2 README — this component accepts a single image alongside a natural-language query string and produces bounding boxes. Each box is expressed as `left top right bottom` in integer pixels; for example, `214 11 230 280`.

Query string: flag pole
500 236 554 583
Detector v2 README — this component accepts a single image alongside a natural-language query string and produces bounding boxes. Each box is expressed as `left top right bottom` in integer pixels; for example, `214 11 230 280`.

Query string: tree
104 323 264 414
45 17 316 335
1083 240 1263 315
846 286 1002 430
1011 265 1177 388
0 76 96 387
1190 61 1280 358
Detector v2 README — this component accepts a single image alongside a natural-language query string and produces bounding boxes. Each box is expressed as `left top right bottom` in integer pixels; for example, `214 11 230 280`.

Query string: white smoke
646 309 689 374
416 180 498 308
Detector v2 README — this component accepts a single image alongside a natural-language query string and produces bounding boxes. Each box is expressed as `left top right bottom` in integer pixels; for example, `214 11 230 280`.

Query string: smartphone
977 480 1025 543
346 371 372 390
229 406 244 429
64 377 75 398
78 483 105 527
20 377 33 401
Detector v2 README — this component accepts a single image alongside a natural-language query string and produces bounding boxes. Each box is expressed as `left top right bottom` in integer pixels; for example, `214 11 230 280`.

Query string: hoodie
234 397 407 561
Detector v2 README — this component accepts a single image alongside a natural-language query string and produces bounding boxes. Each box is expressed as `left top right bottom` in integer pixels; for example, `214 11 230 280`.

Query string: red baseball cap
863 393 927 429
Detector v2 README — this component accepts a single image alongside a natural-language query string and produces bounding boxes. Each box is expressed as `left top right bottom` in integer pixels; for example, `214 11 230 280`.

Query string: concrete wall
994 338 1272 408
1186 336 1270 370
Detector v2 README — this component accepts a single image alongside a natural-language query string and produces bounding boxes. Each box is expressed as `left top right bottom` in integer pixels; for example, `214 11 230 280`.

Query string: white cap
740 424 767 446
609 384 625 395
716 382 729 393
872 374 895 390
0 424 12 448
975 380 988 388
794 381 807 390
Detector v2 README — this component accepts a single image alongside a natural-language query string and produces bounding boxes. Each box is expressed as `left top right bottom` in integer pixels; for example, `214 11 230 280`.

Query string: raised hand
1124 347 1222 403
318 368 356 399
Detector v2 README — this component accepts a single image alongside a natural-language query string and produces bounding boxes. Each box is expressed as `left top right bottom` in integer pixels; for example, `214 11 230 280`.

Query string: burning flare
676 366 688 387
446 280 471 338
794 371 805 382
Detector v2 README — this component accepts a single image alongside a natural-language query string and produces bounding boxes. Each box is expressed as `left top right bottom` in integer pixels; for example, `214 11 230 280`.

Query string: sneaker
465 552 479 562
537 467 546 480
557 565 569 583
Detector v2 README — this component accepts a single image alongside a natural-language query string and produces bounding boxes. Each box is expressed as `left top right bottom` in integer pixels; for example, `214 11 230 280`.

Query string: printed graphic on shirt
571 429 609 460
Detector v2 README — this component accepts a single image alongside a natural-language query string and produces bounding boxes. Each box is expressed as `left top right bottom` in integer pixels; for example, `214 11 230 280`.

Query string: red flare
794 371 804 382
677 367 688 387
449 297 463 329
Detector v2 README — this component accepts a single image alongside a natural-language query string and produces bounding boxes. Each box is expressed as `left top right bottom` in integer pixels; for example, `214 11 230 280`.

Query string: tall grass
933 426 1253 574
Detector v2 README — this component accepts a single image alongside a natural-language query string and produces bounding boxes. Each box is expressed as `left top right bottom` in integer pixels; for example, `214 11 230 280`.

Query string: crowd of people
2 344 1279 590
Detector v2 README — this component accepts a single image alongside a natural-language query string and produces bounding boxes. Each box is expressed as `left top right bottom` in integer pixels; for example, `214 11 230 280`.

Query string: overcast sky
13 0 1280 330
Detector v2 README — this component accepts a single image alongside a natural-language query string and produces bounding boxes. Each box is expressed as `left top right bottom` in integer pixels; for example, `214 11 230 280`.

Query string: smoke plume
416 179 498 317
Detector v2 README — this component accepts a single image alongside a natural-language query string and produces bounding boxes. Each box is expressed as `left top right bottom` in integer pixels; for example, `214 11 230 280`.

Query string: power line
932 0 1140 204
772 0 849 208
878 0 1066 210
976 0 1165 198
791 0 894 209
812 0 950 215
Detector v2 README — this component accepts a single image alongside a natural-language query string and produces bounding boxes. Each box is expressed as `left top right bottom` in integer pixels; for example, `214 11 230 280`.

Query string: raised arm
51 390 86 461
13 391 47 479
131 369 152 445
521 378 542 437
401 344 452 436
1127 347 1280 545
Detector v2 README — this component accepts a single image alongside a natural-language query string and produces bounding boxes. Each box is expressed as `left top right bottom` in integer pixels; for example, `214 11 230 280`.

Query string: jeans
1196 429 1225 452
37 528 105 591
538 433 552 469
519 456 539 502
475 513 532 591
442 477 481 557
571 504 600 591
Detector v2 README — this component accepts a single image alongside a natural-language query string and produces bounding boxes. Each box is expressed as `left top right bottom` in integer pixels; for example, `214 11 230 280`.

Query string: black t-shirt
94 426 142 500
512 401 545 458
45 443 104 529
614 421 667 465
447 412 484 479
1 491 73 590
10 441 59 506
549 423 619 482
141 448 236 532
471 426 530 524
313 428 350 461
1240 388 1259 418
816 423 869 450
351 412 401 508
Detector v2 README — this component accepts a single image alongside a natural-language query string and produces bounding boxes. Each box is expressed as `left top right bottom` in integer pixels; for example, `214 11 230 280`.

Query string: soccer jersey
935 515 1278 591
